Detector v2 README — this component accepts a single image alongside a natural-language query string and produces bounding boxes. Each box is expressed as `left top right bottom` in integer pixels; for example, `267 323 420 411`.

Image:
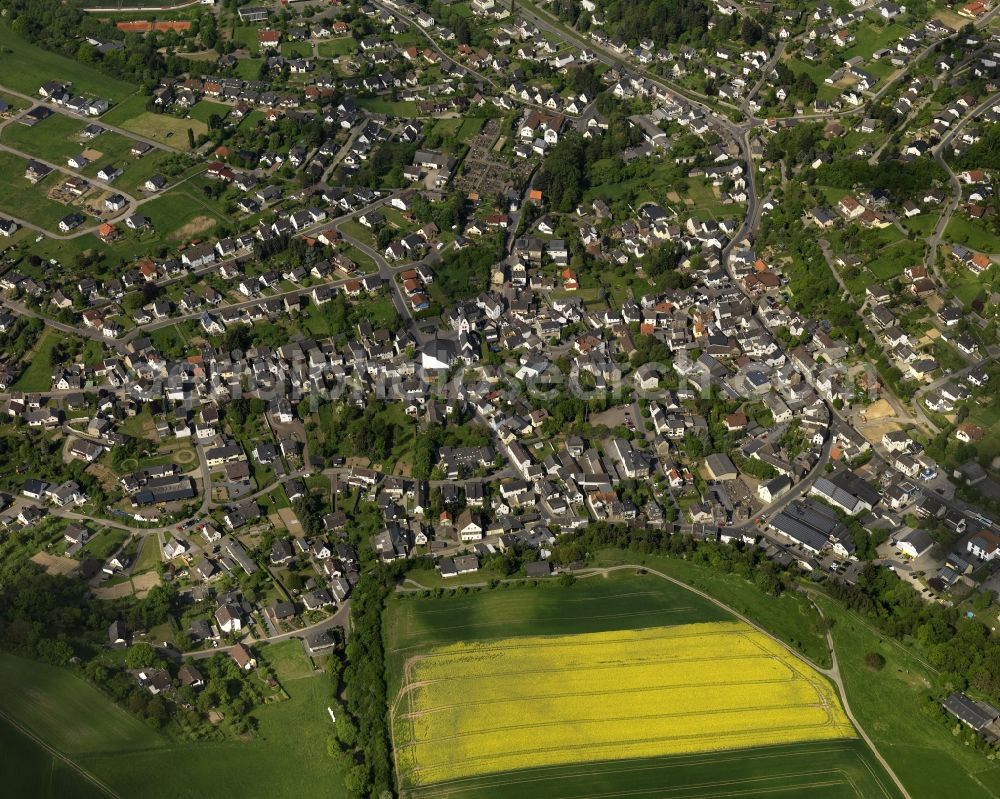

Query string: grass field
0 642 346 799
1 111 168 215
406 739 901 799
0 25 135 101
0 112 85 162
394 621 855 786
428 116 484 144
386 572 900 798
0 152 79 231
357 98 420 117
101 96 207 150
280 41 312 59
815 596 1000 799
0 90 29 112
0 717 108 799
140 183 228 241
187 100 230 125
946 214 1000 254
317 37 357 58
113 149 191 196
13 328 59 391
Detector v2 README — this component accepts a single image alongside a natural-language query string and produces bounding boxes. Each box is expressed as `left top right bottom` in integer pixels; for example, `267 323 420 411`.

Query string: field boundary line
587 565 912 799
545 565 914 799
407 720 854 777
389 606 699 638
0 708 123 799
406 743 864 797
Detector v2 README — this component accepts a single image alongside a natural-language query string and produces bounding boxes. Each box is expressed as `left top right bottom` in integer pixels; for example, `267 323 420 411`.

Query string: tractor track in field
0 708 123 799
389 564 911 799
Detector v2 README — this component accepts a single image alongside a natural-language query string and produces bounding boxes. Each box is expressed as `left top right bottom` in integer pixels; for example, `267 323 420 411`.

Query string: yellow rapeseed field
393 621 855 787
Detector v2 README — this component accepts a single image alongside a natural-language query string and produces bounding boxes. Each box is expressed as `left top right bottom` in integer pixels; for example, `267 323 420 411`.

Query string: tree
187 127 196 149
343 764 370 797
124 642 159 669
864 651 886 671
334 712 359 747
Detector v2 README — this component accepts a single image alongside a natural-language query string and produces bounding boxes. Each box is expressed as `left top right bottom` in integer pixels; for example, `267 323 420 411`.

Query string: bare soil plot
30 552 79 576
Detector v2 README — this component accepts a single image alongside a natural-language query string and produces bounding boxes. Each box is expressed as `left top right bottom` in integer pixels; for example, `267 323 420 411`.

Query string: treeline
342 563 403 797
0 427 110 509
411 413 492 480
310 402 414 467
590 0 711 48
0 569 177 665
826 566 1000 704
350 142 418 188
759 183 865 343
535 123 643 212
550 523 793 597
814 157 947 198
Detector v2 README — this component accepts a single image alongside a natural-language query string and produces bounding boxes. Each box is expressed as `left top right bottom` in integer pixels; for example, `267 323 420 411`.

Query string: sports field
386 573 902 799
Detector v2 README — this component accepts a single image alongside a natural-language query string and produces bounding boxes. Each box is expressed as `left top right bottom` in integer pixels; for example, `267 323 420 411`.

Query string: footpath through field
396 563 911 799
590 564 913 799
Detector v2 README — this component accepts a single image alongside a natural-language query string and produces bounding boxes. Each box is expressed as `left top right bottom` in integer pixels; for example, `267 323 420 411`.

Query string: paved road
926 89 1000 282
186 598 352 661
0 105 143 239
0 83 181 155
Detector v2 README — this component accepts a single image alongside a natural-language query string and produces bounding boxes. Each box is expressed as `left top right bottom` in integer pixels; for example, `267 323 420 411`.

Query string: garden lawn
317 37 356 57
903 213 938 238
867 239 924 280
13 328 60 391
113 149 197 196
79 132 148 179
132 535 162 575
280 41 312 59
187 100 231 125
357 98 420 117
139 184 228 242
946 214 1000 254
